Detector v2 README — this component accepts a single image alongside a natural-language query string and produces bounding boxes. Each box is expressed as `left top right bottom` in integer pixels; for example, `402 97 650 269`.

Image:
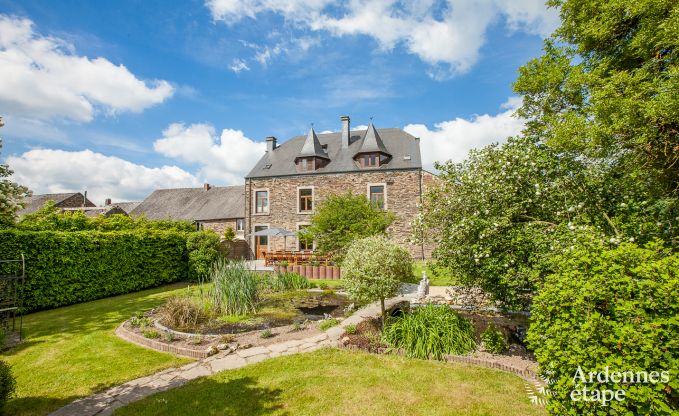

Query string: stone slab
237 346 270 358
210 355 247 372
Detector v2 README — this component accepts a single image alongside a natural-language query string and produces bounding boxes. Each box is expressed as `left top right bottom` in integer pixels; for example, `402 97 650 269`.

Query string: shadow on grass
6 394 78 416
118 376 286 416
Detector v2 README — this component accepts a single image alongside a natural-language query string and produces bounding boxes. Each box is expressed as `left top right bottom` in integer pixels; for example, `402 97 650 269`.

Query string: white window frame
366 183 387 210
236 218 245 232
296 222 314 251
297 186 315 214
253 188 270 215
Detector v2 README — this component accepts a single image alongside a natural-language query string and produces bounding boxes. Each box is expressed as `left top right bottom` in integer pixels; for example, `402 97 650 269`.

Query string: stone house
244 115 436 260
131 185 248 258
19 192 96 216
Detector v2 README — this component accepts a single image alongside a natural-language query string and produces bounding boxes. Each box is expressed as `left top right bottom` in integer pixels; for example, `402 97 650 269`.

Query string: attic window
264 164 272 169
403 155 412 160
321 144 328 151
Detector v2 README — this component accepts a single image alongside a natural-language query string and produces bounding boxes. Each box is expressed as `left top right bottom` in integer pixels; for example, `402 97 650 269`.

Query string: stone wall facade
198 218 244 240
245 168 436 259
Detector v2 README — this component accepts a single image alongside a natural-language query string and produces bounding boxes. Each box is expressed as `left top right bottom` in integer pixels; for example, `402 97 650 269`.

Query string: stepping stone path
49 295 412 416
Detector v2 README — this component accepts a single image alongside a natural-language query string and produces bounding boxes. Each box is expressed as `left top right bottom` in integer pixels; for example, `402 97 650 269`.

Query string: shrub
260 329 273 338
481 323 506 354
130 316 152 329
0 360 16 413
142 329 161 339
319 318 340 330
383 305 476 360
163 331 176 342
345 324 357 335
209 259 258 315
223 227 236 242
266 272 311 291
528 242 679 415
291 321 303 332
188 336 203 345
158 296 210 332
343 235 413 325
187 230 221 281
0 229 188 312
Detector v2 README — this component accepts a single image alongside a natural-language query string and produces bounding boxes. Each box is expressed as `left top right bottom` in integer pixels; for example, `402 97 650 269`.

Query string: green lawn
413 261 457 286
115 348 544 416
308 278 345 289
3 283 193 416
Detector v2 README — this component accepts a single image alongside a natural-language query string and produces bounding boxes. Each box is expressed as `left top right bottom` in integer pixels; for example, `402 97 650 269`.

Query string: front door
254 225 268 260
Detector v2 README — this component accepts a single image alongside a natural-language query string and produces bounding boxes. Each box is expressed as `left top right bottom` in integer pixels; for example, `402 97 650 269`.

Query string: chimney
341 115 350 148
266 136 277 152
105 198 112 206
203 183 211 191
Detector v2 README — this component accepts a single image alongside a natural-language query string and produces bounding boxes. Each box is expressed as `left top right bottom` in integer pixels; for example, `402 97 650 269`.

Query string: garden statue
417 271 429 299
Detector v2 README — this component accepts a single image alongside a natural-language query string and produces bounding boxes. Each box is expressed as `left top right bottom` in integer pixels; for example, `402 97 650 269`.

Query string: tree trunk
380 297 385 328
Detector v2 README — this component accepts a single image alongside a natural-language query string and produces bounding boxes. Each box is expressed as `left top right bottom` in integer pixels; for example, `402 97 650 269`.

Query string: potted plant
279 260 289 273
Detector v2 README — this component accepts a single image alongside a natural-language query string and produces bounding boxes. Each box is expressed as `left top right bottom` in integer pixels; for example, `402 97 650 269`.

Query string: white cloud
229 58 250 72
404 97 525 171
206 0 559 75
0 15 174 123
7 149 200 204
153 123 266 185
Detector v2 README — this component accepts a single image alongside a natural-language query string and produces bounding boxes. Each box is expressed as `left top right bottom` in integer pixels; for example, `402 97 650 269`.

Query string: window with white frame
236 219 245 231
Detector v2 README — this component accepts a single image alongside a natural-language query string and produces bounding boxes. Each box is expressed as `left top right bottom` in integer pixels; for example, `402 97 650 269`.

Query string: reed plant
208 259 258 315
382 305 476 360
266 272 311 291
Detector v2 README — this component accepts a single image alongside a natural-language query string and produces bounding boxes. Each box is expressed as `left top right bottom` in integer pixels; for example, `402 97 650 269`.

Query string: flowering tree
417 135 671 309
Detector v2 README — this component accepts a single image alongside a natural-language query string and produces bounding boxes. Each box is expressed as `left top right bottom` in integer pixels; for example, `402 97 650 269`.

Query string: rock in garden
205 346 219 356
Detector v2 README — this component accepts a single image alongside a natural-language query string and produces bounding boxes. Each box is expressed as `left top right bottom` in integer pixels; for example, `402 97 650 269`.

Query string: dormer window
295 127 330 173
354 122 391 169
360 153 381 168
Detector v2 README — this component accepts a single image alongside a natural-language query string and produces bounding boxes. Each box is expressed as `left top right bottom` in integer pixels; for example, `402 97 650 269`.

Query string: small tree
301 192 395 261
0 133 31 227
342 235 413 326
223 226 236 242
186 230 221 281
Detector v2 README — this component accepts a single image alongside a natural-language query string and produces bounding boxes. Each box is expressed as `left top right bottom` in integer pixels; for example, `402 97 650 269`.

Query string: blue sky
0 0 558 203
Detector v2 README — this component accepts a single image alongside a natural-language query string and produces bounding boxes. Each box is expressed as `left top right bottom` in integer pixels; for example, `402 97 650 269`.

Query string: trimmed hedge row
0 229 189 312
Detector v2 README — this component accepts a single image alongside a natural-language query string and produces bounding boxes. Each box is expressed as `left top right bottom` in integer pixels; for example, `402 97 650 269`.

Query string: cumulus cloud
404 97 525 171
0 14 174 123
7 149 200 204
206 0 559 75
153 123 266 185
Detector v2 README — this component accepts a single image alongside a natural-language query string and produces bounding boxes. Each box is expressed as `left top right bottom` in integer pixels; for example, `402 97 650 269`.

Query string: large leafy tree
0 119 30 227
300 192 395 261
515 0 679 244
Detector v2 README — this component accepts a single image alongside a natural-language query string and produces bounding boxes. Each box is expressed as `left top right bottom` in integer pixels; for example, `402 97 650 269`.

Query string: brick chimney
203 183 210 191
104 198 112 206
341 115 350 148
266 136 277 152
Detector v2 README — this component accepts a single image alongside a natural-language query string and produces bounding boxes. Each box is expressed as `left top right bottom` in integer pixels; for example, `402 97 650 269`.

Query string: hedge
0 229 189 312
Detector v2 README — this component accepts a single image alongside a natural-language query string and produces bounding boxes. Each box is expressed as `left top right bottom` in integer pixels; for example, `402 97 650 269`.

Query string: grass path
115 348 545 416
3 283 193 416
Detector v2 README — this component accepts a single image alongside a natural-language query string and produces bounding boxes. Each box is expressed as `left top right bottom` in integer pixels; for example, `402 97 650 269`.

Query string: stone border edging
116 324 210 359
445 355 539 383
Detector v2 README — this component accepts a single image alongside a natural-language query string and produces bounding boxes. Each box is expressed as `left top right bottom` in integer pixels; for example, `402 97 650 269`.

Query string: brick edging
115 324 208 359
445 355 540 383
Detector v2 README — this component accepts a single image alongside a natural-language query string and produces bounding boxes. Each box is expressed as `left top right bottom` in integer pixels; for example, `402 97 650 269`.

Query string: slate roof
130 186 244 221
355 123 391 156
297 127 329 160
18 192 95 215
246 127 421 178
112 201 141 214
